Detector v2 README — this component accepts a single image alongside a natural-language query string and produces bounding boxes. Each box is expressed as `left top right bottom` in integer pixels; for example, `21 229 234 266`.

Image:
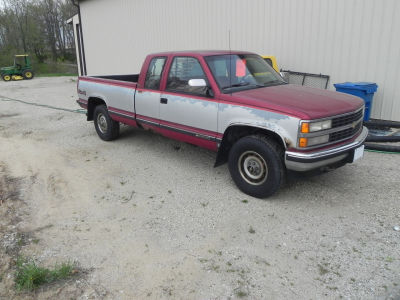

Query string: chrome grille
329 122 362 142
332 109 363 128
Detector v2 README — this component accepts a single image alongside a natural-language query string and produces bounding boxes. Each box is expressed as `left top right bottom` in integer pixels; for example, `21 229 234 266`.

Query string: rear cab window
144 57 167 90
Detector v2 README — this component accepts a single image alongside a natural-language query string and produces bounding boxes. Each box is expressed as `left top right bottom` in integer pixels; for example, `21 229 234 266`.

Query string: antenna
229 29 232 96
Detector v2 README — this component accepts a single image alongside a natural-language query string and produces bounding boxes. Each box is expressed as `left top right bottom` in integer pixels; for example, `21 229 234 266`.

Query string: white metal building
70 0 400 121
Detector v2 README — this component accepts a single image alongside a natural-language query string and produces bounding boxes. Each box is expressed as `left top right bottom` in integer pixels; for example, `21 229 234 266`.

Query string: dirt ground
0 77 399 299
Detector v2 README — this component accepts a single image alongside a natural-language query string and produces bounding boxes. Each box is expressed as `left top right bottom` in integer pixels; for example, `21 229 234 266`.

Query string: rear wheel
23 70 34 80
2 74 11 82
93 105 120 141
228 135 285 198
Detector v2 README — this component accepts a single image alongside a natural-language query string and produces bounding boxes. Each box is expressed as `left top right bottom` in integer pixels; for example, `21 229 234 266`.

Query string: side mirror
188 79 207 87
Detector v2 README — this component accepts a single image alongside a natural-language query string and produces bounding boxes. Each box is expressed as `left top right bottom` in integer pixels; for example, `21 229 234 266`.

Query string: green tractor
1 54 34 81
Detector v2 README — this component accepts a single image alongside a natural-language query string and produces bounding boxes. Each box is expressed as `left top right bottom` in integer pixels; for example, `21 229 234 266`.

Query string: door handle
160 97 168 104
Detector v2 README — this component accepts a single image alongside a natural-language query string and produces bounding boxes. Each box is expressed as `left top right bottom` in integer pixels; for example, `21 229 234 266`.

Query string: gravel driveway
0 77 399 299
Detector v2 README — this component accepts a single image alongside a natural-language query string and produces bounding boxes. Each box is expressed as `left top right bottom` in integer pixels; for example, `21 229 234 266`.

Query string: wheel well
215 125 286 167
87 97 106 121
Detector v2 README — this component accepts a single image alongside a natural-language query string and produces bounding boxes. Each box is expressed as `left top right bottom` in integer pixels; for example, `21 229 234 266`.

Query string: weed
248 226 256 234
350 278 356 282
15 257 77 291
32 239 40 244
241 200 248 203
168 190 172 194
201 202 208 207
235 290 248 298
120 181 126 185
386 257 394 262
318 264 329 276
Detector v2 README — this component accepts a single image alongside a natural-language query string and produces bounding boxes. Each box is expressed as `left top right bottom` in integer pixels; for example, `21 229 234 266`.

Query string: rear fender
87 96 107 121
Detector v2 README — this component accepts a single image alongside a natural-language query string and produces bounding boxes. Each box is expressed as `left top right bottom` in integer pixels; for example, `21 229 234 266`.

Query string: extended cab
76 51 368 198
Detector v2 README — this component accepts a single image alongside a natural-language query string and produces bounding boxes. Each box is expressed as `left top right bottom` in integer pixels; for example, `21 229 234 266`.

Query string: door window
144 57 166 90
166 57 208 96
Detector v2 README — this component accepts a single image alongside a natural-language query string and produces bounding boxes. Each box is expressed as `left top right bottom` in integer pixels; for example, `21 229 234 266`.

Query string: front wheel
93 105 120 141
228 135 285 198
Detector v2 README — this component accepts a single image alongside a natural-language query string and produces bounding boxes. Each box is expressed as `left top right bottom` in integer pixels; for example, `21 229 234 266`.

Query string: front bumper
285 126 368 172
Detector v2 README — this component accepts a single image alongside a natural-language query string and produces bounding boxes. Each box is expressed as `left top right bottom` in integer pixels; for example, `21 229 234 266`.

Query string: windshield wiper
263 80 287 86
222 82 263 90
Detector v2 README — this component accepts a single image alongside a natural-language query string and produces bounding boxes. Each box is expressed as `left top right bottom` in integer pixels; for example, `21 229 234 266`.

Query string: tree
0 0 77 63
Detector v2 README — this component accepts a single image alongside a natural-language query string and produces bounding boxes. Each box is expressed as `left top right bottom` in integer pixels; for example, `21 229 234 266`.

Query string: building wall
79 0 400 121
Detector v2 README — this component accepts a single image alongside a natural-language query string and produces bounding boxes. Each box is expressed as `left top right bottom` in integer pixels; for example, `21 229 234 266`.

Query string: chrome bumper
285 126 368 172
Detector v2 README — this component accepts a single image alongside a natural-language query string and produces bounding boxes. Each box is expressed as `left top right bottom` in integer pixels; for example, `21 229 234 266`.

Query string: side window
264 58 273 67
166 57 208 96
144 57 166 90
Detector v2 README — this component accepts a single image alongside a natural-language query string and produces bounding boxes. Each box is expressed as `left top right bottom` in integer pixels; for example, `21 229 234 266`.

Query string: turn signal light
299 137 308 148
301 123 309 133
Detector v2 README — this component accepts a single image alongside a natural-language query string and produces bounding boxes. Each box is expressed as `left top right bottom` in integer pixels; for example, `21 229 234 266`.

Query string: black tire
364 119 400 129
364 142 400 153
366 135 400 143
228 135 285 198
93 104 120 141
2 74 11 82
22 70 34 80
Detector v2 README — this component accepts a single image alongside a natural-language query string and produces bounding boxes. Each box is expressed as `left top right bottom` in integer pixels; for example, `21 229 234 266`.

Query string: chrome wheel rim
238 151 268 185
97 113 108 134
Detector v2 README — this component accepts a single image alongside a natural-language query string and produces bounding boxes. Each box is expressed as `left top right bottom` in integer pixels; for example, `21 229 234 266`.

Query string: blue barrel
334 82 378 121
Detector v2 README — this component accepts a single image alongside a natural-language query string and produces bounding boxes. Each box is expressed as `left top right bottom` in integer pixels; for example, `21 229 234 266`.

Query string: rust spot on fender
284 137 293 148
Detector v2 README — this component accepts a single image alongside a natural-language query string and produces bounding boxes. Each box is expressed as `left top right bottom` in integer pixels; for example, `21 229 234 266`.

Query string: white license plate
353 145 365 162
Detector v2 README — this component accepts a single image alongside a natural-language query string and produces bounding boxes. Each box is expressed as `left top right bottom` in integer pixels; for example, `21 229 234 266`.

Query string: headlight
299 135 330 148
301 120 332 133
310 120 332 132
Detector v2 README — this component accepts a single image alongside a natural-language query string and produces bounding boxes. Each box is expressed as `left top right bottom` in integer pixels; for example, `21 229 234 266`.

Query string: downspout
71 0 87 75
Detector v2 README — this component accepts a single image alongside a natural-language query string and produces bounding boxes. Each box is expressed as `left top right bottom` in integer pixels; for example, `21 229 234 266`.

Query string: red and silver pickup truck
76 50 368 198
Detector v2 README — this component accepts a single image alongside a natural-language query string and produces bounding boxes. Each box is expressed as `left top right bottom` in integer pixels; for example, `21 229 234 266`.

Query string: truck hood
227 84 364 120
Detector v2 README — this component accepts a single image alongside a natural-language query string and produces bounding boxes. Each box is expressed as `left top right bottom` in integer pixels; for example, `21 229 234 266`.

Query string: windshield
205 54 286 93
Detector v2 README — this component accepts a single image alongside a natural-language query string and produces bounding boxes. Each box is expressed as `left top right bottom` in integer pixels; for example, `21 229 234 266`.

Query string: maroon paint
109 113 138 127
77 99 88 108
79 76 137 89
158 128 218 151
108 106 136 117
219 84 364 120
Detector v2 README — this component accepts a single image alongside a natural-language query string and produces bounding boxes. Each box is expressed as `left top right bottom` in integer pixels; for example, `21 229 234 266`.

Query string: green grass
15 257 77 291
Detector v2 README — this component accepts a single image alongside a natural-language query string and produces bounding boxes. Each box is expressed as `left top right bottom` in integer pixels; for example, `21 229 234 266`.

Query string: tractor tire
22 70 34 80
228 135 285 198
2 74 11 82
93 104 120 141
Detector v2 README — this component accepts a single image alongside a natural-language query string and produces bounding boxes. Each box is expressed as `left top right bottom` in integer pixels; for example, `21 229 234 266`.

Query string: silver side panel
160 94 218 132
135 90 160 120
78 80 135 113
218 103 300 148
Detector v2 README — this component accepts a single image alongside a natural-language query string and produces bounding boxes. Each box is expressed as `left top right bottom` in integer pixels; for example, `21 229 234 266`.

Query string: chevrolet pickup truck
76 50 368 198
